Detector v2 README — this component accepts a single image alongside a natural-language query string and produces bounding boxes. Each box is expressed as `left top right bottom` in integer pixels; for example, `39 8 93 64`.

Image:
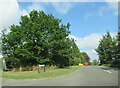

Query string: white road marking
104 70 112 73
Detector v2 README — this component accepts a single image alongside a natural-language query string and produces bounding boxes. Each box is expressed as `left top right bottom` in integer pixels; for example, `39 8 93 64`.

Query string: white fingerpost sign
38 64 45 73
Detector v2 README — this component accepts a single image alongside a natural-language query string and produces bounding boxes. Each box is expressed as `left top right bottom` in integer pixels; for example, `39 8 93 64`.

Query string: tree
95 32 119 66
111 32 120 67
2 10 82 70
80 52 90 63
92 59 98 65
67 39 87 66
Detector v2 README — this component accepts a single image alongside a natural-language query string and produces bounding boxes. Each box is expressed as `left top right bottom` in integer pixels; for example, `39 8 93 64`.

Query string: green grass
0 58 2 69
2 66 80 79
102 64 120 68
0 58 2 78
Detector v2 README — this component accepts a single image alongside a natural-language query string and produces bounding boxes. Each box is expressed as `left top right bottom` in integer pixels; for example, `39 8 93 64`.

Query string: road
2 66 118 86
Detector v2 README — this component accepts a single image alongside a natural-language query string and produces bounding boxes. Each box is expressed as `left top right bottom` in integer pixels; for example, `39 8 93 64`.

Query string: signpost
38 64 45 73
2 59 7 71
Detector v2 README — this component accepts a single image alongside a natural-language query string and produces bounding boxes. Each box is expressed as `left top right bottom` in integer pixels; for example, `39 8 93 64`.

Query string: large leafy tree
2 10 82 69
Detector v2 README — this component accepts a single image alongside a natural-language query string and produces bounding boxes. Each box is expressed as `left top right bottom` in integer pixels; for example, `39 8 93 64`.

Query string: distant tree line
95 32 120 67
92 59 98 66
2 10 90 70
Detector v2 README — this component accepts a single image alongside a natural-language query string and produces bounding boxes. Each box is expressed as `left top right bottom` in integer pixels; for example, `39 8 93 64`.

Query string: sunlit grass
2 66 80 79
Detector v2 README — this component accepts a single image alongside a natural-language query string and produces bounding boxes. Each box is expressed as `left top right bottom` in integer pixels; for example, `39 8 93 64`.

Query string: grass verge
2 66 80 80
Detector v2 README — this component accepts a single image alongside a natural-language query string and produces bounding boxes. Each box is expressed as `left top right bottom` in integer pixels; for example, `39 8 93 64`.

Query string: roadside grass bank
2 66 80 80
102 64 120 68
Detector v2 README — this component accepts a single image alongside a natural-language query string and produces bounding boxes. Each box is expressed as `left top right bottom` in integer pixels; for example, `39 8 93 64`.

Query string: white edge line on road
104 70 112 73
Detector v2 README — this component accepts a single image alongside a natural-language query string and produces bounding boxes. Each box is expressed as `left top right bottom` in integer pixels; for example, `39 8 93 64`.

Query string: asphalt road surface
2 66 118 86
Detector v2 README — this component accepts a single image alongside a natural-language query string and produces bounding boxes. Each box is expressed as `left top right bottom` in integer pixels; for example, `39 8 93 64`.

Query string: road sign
38 64 46 73
39 65 45 67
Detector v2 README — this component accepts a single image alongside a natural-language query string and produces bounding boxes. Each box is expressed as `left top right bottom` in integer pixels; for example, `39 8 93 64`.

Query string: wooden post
38 65 40 73
44 66 46 72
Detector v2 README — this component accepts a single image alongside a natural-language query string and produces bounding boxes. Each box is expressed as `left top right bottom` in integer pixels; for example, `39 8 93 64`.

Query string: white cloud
98 6 106 16
106 2 118 16
69 34 102 61
105 0 119 2
21 9 29 16
98 2 118 16
86 50 98 61
69 33 102 50
0 1 47 34
84 2 118 18
17 0 119 2
27 2 45 12
69 32 117 61
0 0 21 32
51 2 74 14
0 0 22 58
84 13 94 20
20 3 47 17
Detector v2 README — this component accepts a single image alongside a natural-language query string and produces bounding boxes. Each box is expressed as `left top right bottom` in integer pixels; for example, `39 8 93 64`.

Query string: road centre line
104 70 112 73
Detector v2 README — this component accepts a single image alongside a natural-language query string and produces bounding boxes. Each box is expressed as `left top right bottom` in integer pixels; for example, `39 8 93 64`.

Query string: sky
0 0 118 61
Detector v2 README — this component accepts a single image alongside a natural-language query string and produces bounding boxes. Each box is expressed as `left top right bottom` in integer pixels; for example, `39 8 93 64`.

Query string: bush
88 62 92 65
110 65 120 68
73 58 81 65
103 64 111 67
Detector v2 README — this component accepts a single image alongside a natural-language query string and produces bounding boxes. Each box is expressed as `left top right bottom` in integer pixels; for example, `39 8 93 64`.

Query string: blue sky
0 1 118 61
18 2 117 37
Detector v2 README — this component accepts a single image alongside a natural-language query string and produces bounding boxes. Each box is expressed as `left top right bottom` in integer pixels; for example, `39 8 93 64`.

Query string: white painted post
38 64 45 73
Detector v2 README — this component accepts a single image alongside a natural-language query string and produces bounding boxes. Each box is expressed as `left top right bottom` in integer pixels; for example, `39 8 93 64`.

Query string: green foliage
80 52 90 63
88 62 92 65
2 10 90 70
95 32 119 67
0 58 2 70
73 57 81 65
103 64 111 67
1 10 77 69
92 59 98 65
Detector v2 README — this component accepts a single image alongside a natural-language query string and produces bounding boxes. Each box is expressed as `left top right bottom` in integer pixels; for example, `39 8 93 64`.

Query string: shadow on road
100 66 119 71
